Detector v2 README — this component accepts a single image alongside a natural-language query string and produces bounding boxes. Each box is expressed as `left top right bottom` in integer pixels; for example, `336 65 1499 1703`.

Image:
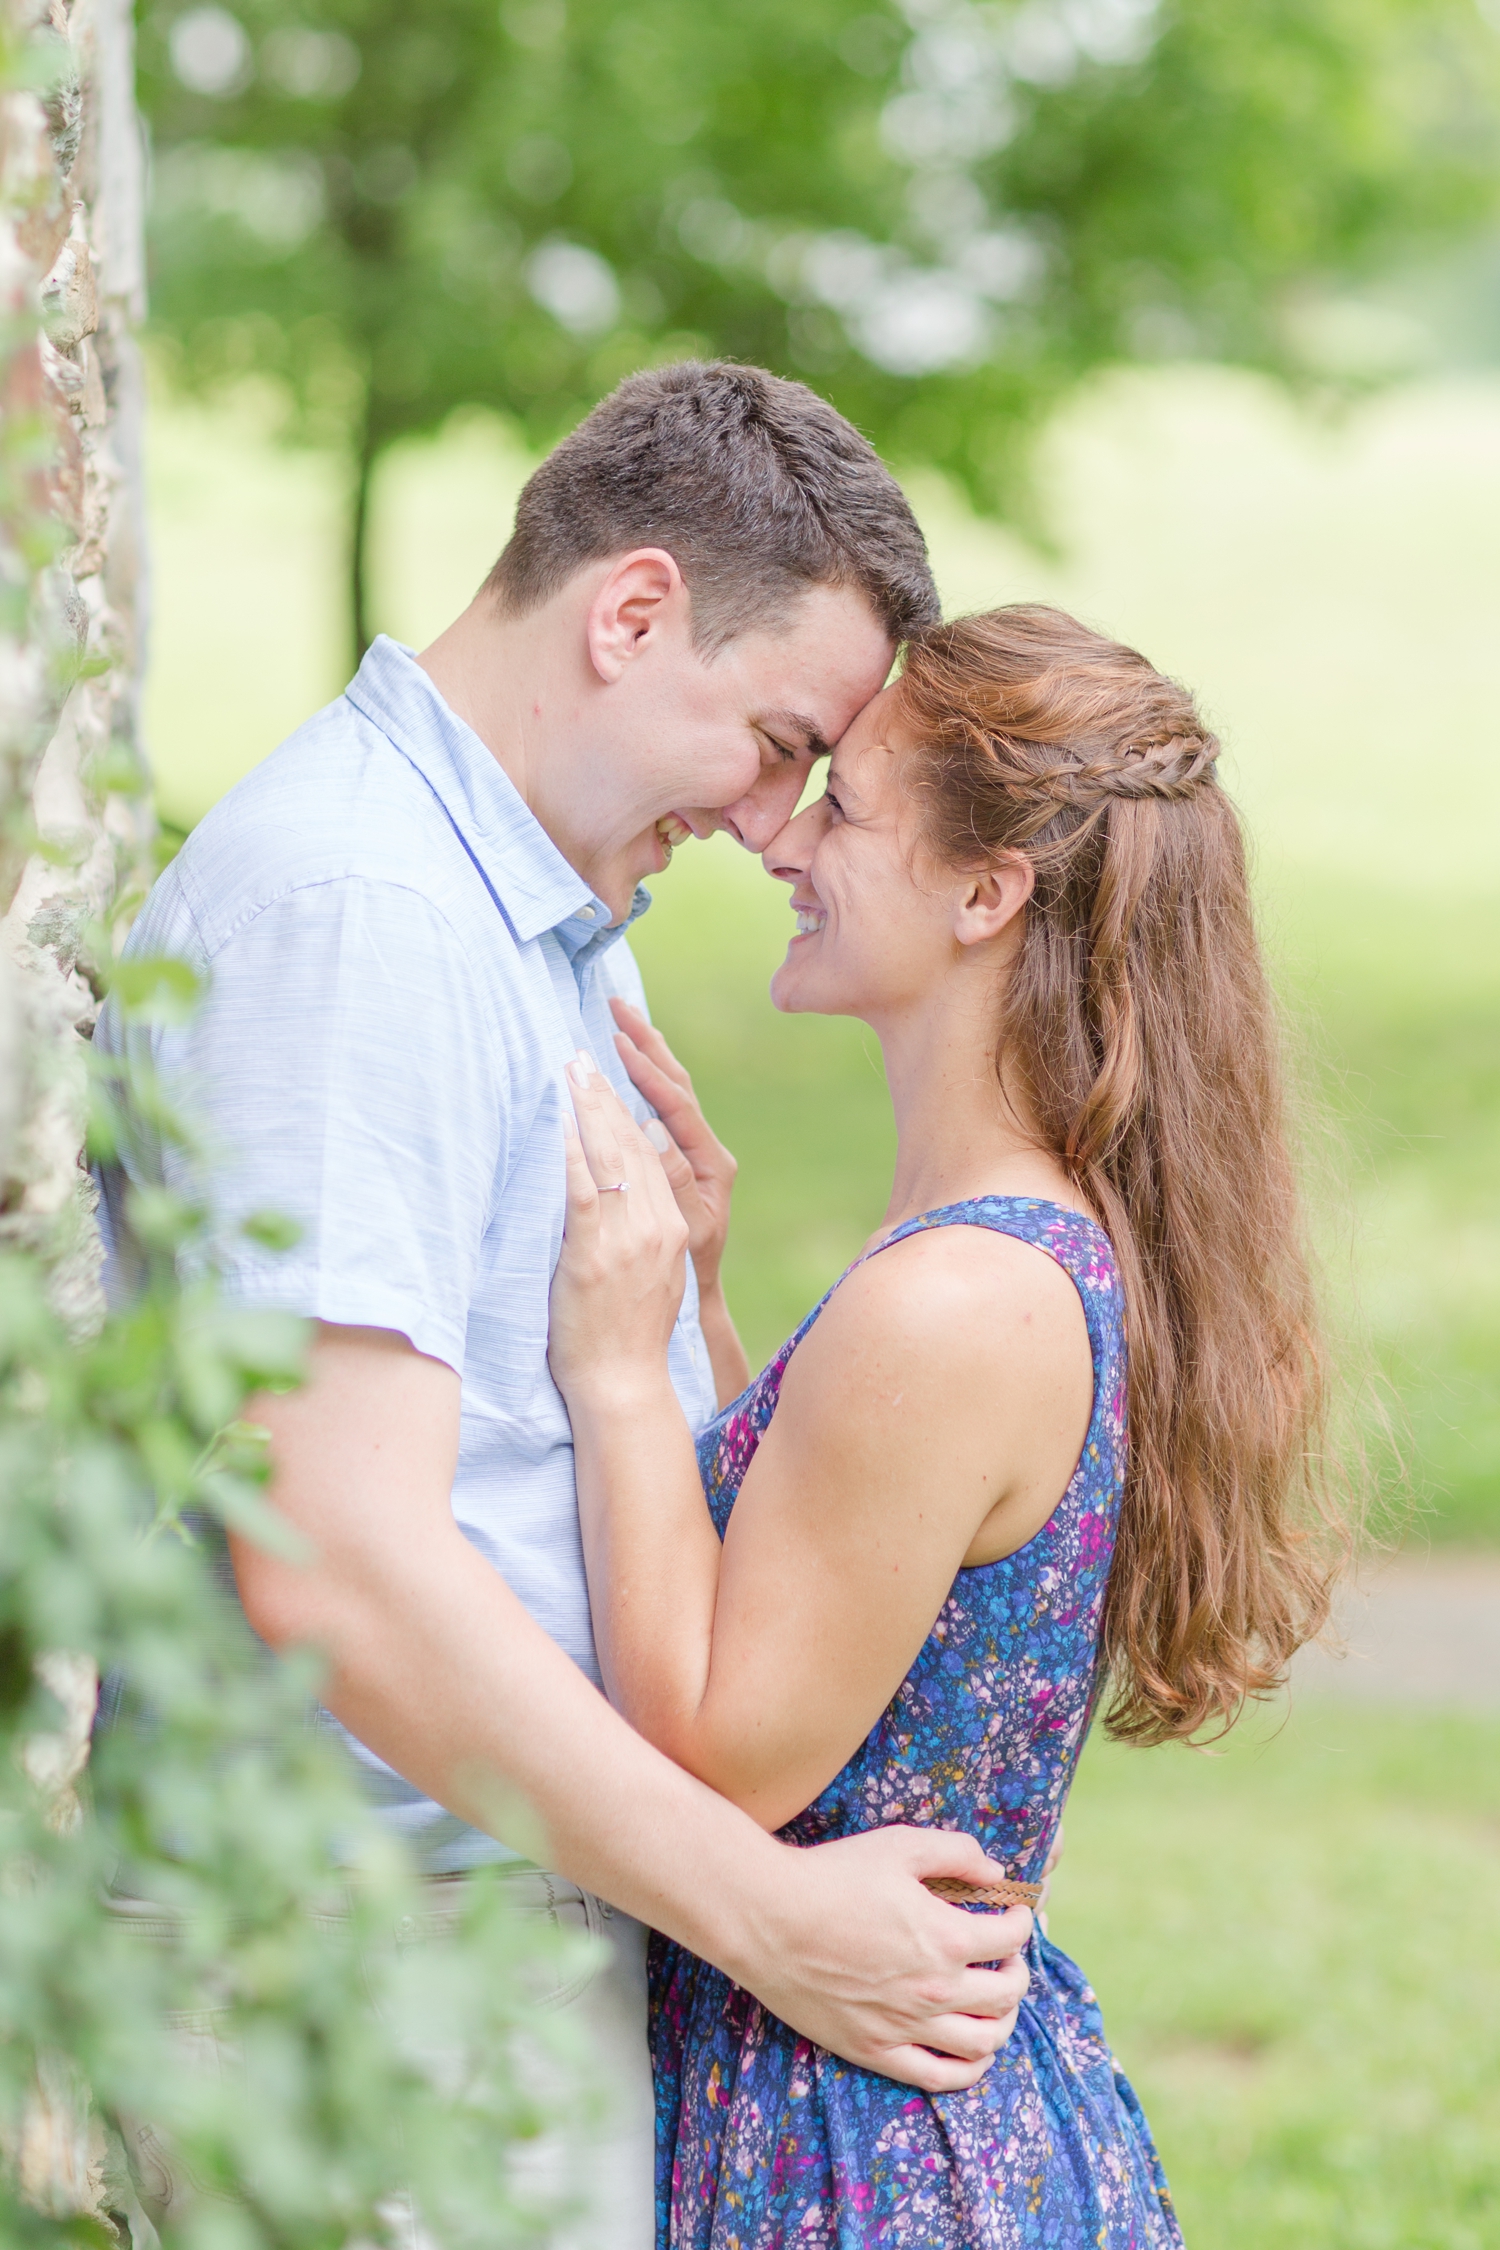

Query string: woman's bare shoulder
781 1216 1092 1424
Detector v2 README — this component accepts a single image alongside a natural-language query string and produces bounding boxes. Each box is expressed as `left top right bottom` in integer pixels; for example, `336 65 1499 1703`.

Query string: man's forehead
756 651 892 753
739 591 893 747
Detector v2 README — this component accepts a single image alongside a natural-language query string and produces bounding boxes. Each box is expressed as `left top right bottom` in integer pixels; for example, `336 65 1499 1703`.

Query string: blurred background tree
135 0 1499 663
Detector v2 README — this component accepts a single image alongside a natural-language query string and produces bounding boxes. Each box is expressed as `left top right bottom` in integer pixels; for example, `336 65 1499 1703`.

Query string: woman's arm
243 1322 1037 2090
550 1069 1093 1834
609 997 751 1407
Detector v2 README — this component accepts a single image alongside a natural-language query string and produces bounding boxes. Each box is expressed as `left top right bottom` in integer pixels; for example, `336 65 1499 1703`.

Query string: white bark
1 0 150 1326
1 4 147 2225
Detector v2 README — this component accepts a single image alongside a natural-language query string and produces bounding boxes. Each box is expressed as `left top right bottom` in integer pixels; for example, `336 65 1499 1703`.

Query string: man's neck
417 597 638 919
417 597 551 808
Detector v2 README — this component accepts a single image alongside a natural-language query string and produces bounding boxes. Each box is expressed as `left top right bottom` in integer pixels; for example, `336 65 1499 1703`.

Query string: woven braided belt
924 1876 1042 1910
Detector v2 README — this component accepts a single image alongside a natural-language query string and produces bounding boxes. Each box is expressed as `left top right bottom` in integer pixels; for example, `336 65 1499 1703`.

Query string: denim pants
106 1870 656 2250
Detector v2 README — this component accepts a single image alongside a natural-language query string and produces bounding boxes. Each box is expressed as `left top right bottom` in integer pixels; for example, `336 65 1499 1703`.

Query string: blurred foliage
2 1 573 2209
0 986 577 2245
136 0 1500 657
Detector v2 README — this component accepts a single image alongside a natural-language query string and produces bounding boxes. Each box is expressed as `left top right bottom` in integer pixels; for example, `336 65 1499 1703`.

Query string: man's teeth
794 908 826 935
657 816 692 848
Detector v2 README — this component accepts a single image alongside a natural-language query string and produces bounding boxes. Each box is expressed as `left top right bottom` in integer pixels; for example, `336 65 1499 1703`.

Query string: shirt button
577 905 595 920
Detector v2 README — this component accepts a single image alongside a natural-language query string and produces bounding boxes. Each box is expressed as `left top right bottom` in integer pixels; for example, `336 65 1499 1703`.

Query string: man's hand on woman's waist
237 1322 1030 2089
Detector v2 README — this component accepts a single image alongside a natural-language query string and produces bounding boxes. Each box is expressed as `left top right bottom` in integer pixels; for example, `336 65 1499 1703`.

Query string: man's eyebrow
758 709 832 757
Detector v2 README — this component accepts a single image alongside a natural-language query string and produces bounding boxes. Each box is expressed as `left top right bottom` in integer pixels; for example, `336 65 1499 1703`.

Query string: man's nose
719 767 811 853
717 801 781 853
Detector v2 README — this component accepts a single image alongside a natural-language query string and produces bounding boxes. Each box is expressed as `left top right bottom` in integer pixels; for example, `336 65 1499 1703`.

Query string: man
98 363 1032 2242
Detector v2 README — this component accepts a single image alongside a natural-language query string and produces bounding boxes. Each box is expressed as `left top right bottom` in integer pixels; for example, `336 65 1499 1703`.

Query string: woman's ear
953 854 1034 949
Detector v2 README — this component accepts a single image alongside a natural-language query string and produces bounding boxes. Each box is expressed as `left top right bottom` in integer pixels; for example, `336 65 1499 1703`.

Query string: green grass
1281 892 1500 1546
1054 1703 1500 2247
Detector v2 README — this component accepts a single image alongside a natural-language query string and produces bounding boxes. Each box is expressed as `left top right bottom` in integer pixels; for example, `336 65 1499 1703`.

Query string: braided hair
893 605 1348 1746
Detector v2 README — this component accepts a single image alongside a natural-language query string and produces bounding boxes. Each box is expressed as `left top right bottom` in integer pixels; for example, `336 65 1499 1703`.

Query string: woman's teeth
794 907 826 935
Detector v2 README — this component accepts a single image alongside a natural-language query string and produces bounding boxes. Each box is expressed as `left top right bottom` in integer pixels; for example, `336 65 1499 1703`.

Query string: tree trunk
0 0 148 2228
0 0 151 1329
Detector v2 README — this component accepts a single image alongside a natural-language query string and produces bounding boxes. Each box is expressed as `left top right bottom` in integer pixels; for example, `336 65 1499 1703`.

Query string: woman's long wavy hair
893 605 1349 1746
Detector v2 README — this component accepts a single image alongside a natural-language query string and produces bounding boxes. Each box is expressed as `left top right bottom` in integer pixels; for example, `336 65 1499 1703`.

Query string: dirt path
1293 1551 1500 1711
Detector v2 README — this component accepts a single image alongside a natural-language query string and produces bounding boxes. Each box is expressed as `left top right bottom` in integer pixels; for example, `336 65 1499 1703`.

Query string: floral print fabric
649 1197 1183 2249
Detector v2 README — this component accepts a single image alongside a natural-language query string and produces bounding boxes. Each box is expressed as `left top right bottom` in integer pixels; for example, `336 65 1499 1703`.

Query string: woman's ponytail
896 606 1348 1744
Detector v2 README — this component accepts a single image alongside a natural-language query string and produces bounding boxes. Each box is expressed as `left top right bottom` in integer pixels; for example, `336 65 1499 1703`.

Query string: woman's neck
872 976 1074 1232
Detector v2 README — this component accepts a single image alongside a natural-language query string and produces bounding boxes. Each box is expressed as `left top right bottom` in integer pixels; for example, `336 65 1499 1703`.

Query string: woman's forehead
840 678 899 738
830 689 911 787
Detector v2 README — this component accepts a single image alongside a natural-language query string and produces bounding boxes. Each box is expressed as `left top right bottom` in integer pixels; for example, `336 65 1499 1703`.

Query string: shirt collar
344 636 650 957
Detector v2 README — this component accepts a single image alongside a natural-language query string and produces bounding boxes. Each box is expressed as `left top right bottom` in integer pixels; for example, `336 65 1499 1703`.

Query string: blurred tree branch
136 0 1500 668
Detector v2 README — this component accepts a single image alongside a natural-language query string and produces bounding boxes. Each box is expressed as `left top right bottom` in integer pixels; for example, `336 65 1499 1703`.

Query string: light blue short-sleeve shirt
94 637 718 1869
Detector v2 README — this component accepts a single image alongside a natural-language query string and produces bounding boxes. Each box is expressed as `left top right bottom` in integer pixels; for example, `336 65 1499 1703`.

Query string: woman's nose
761 795 826 883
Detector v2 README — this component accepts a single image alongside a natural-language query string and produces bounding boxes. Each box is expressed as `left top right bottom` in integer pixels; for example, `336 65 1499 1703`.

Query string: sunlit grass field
143 367 1500 2244
1057 1705 1500 2250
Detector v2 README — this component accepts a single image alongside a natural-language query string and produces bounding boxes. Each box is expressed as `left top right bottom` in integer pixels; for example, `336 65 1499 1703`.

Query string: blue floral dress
649 1197 1182 2249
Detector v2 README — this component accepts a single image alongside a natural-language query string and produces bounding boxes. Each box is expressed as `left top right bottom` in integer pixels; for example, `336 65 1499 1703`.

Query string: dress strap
862 1194 1109 1266
764 1196 1118 1397
848 1195 1121 1380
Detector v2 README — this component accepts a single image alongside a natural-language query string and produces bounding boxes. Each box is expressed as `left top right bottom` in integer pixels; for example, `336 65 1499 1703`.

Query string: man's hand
750 1827 1032 2092
237 1325 1027 2091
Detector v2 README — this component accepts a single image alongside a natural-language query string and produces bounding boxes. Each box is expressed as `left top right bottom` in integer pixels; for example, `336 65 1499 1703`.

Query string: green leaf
240 1210 304 1254
107 954 205 1026
200 1470 313 1562
0 1256 55 1359
123 1183 200 1253
189 1305 309 1385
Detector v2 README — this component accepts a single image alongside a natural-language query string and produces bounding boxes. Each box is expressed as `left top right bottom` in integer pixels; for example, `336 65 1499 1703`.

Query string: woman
548 605 1343 2246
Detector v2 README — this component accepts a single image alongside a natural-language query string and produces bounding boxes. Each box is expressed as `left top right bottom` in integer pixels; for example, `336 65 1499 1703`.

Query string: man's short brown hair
484 361 939 653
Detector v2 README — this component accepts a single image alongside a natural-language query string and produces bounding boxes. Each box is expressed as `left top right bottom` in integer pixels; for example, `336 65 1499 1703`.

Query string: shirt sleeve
164 877 507 1372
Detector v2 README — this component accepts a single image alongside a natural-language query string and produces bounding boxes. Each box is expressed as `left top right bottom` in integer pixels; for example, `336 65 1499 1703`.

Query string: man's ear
953 854 1034 949
584 548 687 684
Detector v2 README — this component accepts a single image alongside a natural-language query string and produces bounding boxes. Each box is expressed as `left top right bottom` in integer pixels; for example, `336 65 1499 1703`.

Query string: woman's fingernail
568 1052 595 1087
561 1109 579 1140
643 1119 671 1152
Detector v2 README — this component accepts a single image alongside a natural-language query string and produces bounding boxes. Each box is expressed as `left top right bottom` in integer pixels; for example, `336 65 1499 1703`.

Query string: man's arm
236 1323 1032 2094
